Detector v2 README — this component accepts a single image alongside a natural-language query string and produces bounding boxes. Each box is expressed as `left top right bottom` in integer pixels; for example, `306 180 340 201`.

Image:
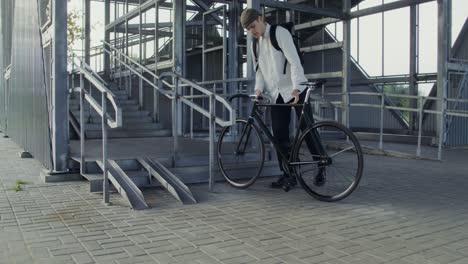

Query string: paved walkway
1 133 468 264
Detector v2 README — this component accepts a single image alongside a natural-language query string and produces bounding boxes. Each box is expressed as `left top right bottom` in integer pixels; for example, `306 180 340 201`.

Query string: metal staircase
69 81 171 139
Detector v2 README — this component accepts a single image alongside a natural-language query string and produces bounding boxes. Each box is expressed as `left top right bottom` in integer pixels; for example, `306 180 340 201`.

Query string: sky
68 0 468 95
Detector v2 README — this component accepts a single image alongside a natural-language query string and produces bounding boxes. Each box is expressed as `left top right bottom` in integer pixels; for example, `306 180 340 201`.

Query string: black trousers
271 89 321 173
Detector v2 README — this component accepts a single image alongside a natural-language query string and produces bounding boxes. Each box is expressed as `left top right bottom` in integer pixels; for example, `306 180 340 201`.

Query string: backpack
252 22 304 74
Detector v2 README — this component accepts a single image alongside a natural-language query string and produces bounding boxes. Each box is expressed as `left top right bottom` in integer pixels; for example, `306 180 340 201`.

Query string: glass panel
451 0 468 47
358 13 383 76
418 2 437 73
384 7 410 75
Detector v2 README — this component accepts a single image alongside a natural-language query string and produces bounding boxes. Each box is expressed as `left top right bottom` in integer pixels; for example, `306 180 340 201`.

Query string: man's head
240 8 266 38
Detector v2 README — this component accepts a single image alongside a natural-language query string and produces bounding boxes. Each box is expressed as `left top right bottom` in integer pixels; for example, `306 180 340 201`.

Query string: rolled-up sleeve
276 27 307 92
255 66 265 93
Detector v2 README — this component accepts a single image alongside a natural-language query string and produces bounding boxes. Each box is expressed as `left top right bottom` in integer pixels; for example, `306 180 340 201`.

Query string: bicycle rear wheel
217 119 265 188
291 121 363 202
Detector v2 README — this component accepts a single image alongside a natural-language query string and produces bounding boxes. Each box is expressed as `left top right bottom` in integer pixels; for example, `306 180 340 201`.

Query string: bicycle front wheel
291 121 363 202
217 119 265 188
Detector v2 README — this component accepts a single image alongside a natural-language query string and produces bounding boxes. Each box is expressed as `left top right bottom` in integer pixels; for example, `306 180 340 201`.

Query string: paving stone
0 135 468 264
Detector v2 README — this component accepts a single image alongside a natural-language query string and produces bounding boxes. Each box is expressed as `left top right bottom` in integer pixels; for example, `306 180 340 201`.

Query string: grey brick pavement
0 133 468 264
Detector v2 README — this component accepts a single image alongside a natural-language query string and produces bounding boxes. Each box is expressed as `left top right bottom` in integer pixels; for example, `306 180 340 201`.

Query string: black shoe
271 174 288 188
313 168 326 186
282 176 297 192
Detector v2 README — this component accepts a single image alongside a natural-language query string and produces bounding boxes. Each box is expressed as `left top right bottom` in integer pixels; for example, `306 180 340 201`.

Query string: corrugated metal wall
446 19 468 146
0 0 14 132
422 19 468 145
2 0 52 169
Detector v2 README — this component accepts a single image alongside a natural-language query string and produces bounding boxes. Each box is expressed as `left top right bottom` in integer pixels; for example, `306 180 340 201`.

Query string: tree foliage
67 10 83 51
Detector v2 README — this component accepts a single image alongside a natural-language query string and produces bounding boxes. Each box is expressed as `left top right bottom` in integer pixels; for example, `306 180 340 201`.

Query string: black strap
270 25 288 74
253 39 259 72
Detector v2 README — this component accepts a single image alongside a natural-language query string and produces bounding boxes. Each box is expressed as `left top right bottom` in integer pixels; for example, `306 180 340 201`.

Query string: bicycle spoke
328 146 355 157
217 119 265 189
292 121 363 201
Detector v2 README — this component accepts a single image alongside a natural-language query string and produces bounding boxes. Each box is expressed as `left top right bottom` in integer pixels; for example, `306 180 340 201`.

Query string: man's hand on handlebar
255 89 263 101
291 89 300 104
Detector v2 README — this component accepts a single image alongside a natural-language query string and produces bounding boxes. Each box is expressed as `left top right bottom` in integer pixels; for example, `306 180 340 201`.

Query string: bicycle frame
236 88 326 166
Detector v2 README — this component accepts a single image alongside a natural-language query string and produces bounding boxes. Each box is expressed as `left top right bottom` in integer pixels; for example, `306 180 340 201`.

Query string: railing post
209 93 216 191
417 97 424 157
80 74 86 174
379 93 385 150
190 87 194 139
153 77 159 122
102 91 110 205
172 77 179 167
139 69 144 108
334 107 339 122
437 97 446 161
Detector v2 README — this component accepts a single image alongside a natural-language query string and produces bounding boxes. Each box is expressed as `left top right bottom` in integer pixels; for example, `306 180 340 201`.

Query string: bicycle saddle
300 79 327 87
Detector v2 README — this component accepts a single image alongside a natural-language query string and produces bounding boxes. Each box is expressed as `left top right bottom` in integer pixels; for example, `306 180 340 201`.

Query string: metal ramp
138 157 197 205
96 160 149 210
77 156 196 209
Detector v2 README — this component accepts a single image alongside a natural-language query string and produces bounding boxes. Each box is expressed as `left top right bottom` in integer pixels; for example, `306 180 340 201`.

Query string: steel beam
247 0 260 94
192 0 224 25
294 17 340 31
436 0 450 150
229 1 241 83
350 0 435 19
173 0 185 137
84 0 91 64
448 62 468 72
261 0 346 19
106 0 158 31
300 42 343 53
113 27 172 37
51 0 69 172
342 0 351 128
409 5 418 132
104 0 110 73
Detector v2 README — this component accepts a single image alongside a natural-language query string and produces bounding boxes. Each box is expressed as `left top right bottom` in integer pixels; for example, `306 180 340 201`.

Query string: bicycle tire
291 121 363 202
217 119 265 188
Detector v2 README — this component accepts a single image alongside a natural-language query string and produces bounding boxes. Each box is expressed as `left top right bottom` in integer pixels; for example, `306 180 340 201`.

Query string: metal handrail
318 91 468 160
69 52 123 206
72 54 108 86
101 41 235 191
102 40 235 127
71 60 122 128
159 72 236 127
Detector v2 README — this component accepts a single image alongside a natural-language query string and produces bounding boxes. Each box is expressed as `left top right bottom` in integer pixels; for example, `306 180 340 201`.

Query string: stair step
69 99 138 106
125 170 149 178
72 110 150 118
70 104 140 112
87 116 153 124
82 173 104 193
85 122 164 130
85 129 171 139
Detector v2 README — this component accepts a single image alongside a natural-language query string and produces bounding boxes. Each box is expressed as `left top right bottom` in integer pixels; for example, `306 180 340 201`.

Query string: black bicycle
217 80 363 202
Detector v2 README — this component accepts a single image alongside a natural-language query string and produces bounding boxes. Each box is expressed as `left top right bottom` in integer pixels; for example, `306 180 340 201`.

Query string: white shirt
253 23 308 103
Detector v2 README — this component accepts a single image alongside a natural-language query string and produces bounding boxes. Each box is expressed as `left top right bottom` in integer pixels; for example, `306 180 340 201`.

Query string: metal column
139 0 143 108
153 0 159 122
228 1 241 86
173 0 185 136
409 5 418 133
436 0 451 159
84 0 91 65
246 0 260 93
342 0 351 128
104 0 111 74
51 0 69 172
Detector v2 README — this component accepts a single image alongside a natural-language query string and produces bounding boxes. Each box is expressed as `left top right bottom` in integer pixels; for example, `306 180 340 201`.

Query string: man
241 8 319 189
